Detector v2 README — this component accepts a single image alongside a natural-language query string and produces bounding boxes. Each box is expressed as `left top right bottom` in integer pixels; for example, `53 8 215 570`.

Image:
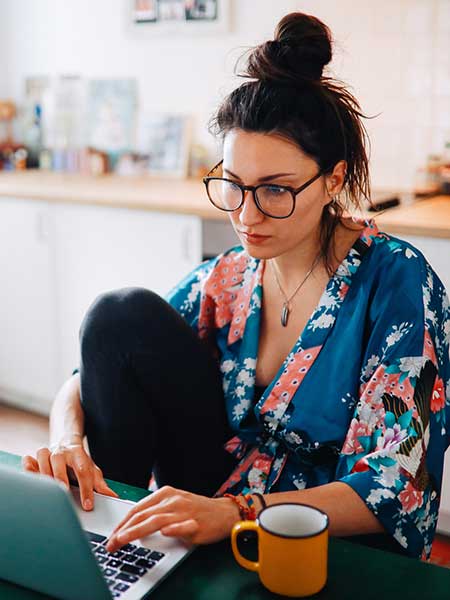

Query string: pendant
281 302 290 327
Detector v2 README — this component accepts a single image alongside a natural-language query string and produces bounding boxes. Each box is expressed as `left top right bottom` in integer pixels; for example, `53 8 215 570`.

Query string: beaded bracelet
224 493 256 520
241 487 267 516
243 493 257 518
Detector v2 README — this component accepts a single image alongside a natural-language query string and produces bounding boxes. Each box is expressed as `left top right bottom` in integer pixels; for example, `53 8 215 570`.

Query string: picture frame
128 0 231 36
86 79 138 168
135 113 192 178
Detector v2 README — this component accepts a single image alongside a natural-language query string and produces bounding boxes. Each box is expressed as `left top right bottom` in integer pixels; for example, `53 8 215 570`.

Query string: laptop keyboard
85 530 165 598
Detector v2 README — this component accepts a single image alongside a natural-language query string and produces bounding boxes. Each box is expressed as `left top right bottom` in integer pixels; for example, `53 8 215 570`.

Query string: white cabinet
0 198 202 414
438 458 450 535
53 204 201 381
0 198 59 413
202 218 238 258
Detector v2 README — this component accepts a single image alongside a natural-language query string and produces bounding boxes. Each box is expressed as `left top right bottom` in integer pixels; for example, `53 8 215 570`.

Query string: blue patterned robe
166 220 450 559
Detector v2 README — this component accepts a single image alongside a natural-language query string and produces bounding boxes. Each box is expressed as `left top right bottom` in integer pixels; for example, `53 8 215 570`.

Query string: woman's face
222 129 335 260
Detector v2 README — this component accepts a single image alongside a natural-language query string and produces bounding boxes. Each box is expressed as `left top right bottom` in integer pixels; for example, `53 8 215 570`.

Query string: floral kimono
166 220 450 559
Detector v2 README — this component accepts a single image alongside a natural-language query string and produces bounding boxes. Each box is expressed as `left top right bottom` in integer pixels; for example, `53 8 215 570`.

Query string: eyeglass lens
207 179 294 218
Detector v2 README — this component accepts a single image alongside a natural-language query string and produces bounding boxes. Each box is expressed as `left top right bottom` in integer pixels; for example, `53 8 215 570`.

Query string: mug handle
231 521 259 573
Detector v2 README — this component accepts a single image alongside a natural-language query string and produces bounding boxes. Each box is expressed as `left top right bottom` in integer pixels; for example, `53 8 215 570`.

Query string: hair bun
246 13 332 84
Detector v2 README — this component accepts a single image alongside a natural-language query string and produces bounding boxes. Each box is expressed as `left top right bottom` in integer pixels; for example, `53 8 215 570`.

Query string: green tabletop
2 450 450 599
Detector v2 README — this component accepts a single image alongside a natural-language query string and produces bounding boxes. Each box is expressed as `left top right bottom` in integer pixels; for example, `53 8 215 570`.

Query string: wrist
58 433 84 447
218 497 242 528
223 493 258 521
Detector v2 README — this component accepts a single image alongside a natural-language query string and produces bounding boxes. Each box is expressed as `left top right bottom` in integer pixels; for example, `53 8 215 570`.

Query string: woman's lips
240 231 271 245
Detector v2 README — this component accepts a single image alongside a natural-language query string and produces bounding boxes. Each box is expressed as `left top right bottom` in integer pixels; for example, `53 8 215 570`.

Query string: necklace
269 252 322 327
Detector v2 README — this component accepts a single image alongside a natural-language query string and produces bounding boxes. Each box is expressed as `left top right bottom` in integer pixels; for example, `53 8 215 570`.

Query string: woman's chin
240 242 278 260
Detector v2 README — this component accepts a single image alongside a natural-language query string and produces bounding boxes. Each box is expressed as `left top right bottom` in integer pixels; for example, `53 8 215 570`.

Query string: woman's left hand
105 486 239 552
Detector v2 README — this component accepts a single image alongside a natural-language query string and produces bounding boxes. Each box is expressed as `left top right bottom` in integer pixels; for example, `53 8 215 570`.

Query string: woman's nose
239 190 265 226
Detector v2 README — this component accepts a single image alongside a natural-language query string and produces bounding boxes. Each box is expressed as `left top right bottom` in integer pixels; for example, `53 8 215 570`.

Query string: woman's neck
268 229 324 291
267 219 363 291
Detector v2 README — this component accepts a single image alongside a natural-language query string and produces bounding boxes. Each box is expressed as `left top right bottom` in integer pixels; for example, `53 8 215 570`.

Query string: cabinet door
53 203 202 382
0 198 59 413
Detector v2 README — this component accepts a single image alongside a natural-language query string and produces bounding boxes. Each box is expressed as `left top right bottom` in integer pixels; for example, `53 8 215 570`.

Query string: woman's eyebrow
223 168 297 182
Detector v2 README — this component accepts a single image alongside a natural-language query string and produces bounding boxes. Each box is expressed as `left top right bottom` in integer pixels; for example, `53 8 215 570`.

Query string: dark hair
209 12 372 274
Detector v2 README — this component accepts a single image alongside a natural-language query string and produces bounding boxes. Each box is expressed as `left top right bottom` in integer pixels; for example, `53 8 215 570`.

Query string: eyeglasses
203 160 325 219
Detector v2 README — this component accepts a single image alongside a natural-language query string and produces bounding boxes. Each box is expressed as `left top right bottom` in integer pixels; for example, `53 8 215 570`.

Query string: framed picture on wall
129 0 230 34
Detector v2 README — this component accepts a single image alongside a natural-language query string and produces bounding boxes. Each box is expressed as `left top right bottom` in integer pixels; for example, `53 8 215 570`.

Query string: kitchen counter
0 170 449 237
374 195 450 239
0 170 221 219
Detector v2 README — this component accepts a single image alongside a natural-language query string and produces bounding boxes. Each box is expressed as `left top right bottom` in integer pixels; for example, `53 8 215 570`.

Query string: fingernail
84 499 93 510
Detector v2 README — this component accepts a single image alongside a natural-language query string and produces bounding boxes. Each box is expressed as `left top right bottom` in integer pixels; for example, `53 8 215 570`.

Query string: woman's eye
265 185 286 196
225 180 241 192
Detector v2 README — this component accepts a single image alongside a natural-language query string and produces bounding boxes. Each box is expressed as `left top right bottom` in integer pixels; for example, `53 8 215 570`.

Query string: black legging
78 287 237 494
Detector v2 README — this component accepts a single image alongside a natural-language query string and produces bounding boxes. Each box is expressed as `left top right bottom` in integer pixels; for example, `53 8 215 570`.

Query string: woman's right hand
22 436 119 510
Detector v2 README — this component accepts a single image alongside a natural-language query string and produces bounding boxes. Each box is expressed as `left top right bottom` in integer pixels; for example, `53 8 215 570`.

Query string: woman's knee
79 287 163 349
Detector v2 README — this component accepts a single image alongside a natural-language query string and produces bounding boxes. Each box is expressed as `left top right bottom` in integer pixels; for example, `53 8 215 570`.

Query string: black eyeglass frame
203 159 326 219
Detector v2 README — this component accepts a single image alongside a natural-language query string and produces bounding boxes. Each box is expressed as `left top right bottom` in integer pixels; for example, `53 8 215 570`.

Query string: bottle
442 142 450 167
38 148 53 171
426 154 442 186
23 103 43 168
438 141 450 194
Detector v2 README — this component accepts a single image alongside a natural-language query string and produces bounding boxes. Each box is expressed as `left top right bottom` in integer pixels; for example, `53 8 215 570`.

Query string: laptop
0 465 193 599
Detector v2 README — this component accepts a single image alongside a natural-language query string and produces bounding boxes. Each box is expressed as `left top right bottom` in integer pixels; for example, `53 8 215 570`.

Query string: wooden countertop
374 195 450 239
0 170 449 237
0 170 224 220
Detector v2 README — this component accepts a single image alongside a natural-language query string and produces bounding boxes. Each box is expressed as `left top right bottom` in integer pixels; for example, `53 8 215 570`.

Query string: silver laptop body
0 465 193 599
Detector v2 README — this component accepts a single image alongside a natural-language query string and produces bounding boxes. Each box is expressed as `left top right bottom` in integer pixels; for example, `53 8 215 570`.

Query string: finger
36 447 53 477
109 499 154 538
69 454 95 510
160 519 199 538
22 455 39 472
106 513 175 552
66 466 78 485
49 453 70 489
109 487 180 536
93 468 119 498
109 505 153 539
129 485 178 516
111 508 156 538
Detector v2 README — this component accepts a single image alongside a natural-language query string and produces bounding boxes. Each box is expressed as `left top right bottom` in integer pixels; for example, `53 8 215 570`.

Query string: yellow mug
231 503 329 597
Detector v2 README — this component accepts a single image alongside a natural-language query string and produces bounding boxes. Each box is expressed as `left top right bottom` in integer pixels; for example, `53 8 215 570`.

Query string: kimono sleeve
335 251 450 559
164 256 218 333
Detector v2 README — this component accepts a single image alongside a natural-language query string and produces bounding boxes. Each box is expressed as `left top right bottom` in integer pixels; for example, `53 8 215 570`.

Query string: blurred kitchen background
1 0 449 188
0 0 450 555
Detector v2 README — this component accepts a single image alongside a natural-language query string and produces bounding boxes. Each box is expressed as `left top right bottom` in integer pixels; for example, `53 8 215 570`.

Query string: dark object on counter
0 145 28 170
0 100 28 170
367 197 401 212
440 167 450 195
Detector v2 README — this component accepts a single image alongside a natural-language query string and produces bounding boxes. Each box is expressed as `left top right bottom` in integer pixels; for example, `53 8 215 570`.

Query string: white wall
0 5 11 97
0 0 449 190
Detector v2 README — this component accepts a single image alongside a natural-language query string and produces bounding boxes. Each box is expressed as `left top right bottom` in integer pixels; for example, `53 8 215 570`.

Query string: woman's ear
325 160 347 198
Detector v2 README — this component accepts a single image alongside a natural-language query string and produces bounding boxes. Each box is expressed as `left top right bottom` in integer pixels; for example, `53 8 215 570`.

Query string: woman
24 12 450 560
